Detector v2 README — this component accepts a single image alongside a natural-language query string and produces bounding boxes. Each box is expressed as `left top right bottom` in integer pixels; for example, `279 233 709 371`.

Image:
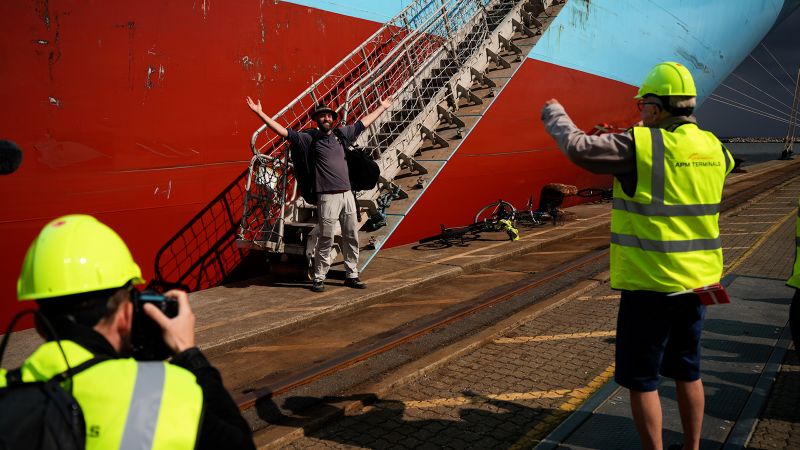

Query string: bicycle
474 197 566 227
518 195 570 226
418 219 519 247
475 183 612 228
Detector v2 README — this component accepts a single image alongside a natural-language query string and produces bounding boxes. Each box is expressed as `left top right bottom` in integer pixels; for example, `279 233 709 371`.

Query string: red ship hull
1 1 382 328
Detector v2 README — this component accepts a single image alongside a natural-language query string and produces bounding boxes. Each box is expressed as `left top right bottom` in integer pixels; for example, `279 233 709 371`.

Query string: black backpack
334 129 380 192
0 311 107 450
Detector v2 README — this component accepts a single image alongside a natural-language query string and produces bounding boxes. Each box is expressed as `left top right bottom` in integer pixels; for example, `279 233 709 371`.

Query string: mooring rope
708 94 792 125
729 72 794 110
760 43 795 84
720 82 791 116
749 53 795 96
707 39 799 134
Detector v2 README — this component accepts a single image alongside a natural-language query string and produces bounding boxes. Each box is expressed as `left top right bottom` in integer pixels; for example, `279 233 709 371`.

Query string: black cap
311 104 338 122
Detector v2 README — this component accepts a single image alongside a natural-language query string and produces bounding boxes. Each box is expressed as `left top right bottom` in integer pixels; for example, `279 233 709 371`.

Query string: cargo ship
2 0 798 328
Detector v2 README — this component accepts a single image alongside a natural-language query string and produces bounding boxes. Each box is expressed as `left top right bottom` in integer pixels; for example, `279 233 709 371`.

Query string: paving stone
747 348 800 450
398 436 423 449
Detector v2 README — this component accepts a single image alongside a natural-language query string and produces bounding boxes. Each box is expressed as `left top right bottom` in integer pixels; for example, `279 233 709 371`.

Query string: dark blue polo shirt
286 121 365 193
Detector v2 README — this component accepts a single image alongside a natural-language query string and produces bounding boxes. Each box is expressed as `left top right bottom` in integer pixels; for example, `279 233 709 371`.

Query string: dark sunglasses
637 100 662 112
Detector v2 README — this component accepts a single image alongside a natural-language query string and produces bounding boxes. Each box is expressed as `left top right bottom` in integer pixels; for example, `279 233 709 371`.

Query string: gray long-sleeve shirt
540 102 696 197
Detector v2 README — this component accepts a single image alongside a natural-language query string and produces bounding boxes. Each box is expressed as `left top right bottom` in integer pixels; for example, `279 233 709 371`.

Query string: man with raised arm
541 62 734 450
247 96 392 292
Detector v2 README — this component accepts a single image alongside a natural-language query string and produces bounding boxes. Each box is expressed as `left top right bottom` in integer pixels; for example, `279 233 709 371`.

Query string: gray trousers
313 191 359 281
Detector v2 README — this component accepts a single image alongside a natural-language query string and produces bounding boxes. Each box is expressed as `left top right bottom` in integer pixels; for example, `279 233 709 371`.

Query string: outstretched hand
246 96 263 114
541 98 562 121
544 98 560 108
360 94 396 128
380 94 395 110
143 289 196 355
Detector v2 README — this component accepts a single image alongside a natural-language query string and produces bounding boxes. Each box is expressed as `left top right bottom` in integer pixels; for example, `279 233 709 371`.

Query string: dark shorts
614 290 706 392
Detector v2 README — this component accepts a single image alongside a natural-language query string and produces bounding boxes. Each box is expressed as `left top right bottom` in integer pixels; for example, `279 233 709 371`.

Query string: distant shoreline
720 137 799 143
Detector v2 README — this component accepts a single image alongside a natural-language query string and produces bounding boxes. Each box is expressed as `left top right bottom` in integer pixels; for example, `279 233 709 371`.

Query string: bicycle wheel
474 200 516 224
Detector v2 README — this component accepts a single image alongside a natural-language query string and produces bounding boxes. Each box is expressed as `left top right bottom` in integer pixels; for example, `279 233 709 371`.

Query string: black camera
131 290 178 360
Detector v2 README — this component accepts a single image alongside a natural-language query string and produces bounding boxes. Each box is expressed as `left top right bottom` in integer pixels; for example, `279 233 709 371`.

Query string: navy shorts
614 290 706 392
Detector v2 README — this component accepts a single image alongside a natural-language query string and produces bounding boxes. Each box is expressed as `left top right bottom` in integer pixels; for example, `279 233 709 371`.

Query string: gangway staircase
153 0 565 292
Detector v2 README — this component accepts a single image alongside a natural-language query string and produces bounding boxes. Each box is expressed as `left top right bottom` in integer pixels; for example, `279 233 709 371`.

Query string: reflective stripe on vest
610 125 731 292
787 199 800 288
612 199 719 216
6 341 203 450
612 129 723 228
120 362 165 450
611 233 722 252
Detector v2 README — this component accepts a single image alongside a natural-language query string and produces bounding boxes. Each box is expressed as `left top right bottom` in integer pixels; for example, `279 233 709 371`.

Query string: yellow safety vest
0 340 203 450
787 199 800 288
610 124 733 292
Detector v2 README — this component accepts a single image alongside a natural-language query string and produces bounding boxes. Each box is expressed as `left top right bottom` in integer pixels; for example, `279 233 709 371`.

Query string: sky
696 10 800 137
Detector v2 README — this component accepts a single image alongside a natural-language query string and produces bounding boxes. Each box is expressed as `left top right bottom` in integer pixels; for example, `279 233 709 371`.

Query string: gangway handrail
345 0 527 110
341 0 467 120
343 0 490 98
341 0 488 124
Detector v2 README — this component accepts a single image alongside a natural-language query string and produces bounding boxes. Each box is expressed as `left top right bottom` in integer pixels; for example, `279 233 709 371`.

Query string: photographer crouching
2 214 254 450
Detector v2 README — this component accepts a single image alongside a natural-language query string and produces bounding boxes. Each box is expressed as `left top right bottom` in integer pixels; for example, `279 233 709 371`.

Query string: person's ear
654 101 669 118
117 301 134 336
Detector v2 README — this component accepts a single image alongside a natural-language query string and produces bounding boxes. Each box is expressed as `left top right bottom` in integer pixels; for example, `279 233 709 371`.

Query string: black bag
0 311 107 450
334 129 380 192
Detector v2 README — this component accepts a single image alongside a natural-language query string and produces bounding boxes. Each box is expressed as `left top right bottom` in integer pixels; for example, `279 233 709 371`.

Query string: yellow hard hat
17 214 144 301
635 62 697 98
